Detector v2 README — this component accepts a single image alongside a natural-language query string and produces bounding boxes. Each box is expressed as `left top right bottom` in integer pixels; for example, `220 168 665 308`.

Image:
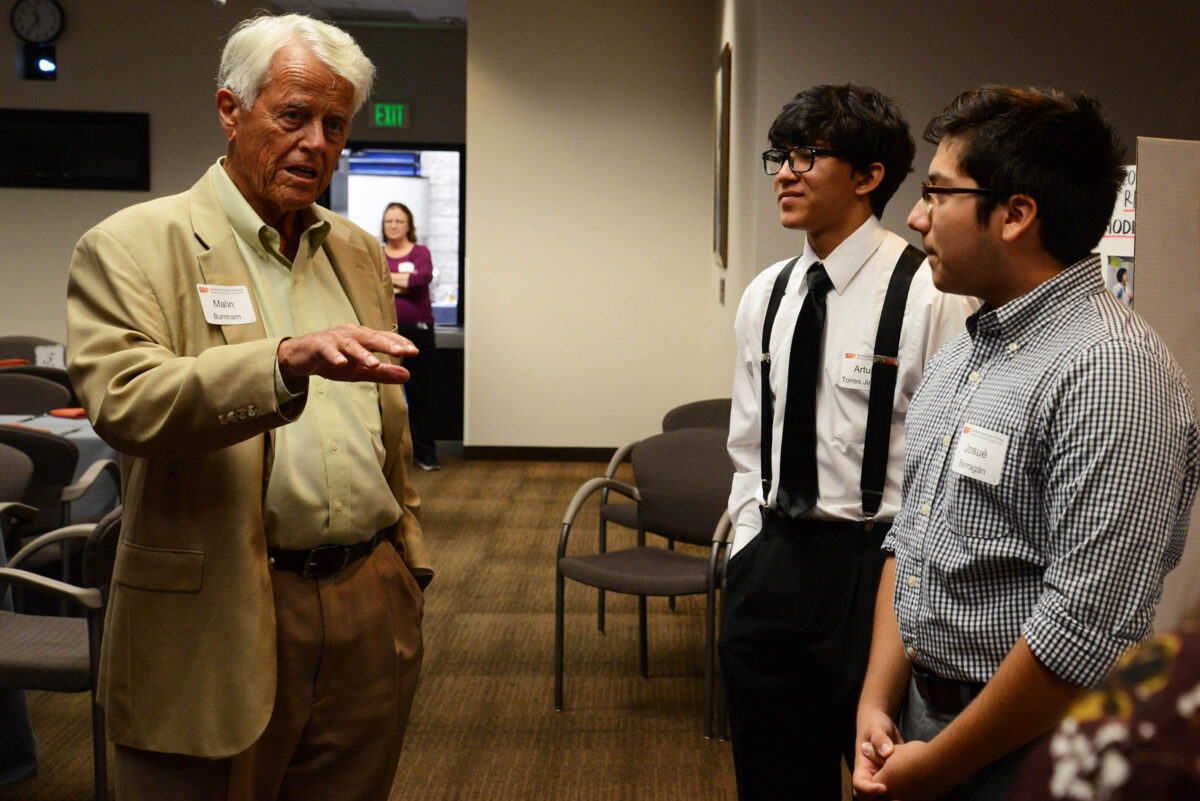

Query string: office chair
555 427 732 737
0 506 122 801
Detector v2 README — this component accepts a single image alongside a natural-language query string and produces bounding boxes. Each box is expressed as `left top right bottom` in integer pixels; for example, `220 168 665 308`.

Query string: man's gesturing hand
277 325 418 392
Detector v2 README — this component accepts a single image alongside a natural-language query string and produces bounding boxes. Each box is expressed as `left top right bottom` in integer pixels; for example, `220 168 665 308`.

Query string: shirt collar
208 160 330 260
799 214 886 295
967 254 1104 341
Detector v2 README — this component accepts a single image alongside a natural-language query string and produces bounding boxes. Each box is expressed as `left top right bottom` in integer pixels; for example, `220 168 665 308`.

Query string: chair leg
555 572 565 711
59 542 72 616
667 538 676 611
638 595 648 678
89 609 108 800
716 584 729 741
705 584 715 739
93 696 108 801
597 520 606 633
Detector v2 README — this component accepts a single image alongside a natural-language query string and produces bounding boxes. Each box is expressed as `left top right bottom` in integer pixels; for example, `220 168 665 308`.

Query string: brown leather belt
267 532 383 579
912 665 985 717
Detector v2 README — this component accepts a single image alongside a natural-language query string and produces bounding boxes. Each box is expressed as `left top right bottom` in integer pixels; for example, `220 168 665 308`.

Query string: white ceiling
270 0 466 25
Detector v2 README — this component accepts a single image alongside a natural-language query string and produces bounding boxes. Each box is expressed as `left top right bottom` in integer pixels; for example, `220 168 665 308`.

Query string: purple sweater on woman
386 243 434 325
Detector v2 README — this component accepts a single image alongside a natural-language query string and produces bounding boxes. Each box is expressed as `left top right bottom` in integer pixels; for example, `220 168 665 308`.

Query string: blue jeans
899 675 1034 800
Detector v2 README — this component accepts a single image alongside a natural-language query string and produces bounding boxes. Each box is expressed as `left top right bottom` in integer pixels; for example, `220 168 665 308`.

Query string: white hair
217 13 375 114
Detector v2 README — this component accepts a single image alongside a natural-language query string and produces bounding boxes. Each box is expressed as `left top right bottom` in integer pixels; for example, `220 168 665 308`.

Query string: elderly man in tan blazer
66 14 429 801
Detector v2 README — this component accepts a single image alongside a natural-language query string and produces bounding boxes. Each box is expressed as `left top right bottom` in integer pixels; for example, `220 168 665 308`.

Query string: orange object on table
0 358 30 367
49 408 87 419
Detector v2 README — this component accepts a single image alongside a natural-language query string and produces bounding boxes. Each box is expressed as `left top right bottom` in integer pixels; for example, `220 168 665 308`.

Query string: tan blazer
66 173 431 758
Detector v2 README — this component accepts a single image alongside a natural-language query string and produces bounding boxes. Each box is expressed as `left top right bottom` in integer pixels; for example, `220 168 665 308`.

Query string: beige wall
738 0 1200 290
0 0 463 343
465 1 720 447
720 0 1200 626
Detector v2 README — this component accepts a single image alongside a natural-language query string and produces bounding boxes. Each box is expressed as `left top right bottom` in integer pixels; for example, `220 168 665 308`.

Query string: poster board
1136 136 1200 629
1097 165 1136 307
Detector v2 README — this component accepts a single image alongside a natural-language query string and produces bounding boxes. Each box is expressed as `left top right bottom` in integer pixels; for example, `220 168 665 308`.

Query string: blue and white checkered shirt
883 255 1200 688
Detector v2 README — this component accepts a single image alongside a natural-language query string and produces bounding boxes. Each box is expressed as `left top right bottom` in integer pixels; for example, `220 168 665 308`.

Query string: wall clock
10 0 64 44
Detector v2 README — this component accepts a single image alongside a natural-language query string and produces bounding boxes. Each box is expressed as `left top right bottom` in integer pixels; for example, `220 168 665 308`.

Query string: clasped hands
852 710 953 801
277 325 417 393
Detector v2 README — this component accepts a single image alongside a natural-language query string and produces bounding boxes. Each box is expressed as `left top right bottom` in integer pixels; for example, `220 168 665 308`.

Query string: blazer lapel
323 233 389 332
188 176 269 348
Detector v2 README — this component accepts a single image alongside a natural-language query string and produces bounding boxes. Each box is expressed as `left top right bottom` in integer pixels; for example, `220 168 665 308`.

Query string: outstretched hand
277 325 418 391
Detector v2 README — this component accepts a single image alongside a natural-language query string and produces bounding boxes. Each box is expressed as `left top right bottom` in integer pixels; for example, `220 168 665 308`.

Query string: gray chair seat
559 547 709 596
0 610 90 690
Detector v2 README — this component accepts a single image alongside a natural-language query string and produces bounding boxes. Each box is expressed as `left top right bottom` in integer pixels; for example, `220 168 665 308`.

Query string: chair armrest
603 440 639 479
62 458 120 503
7 523 94 569
712 511 732 545
708 512 733 590
558 477 640 560
0 501 38 523
563 477 639 527
0 566 102 610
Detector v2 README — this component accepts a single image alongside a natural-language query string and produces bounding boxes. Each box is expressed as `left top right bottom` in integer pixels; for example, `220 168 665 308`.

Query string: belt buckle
303 544 350 578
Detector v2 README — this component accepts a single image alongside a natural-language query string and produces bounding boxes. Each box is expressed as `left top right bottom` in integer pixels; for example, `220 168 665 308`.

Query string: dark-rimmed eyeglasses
919 182 1000 215
762 145 850 176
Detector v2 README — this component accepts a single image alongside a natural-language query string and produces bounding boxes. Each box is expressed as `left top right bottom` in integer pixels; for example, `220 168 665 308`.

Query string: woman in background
382 202 440 470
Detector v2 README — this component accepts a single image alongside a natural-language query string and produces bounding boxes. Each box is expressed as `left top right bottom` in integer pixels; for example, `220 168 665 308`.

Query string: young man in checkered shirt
853 86 1200 800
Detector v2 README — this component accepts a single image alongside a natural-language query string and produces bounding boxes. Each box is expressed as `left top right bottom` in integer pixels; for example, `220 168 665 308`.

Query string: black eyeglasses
919 182 1000 214
762 145 850 176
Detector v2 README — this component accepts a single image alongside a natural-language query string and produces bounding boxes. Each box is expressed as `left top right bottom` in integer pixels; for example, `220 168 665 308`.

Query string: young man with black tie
720 84 976 800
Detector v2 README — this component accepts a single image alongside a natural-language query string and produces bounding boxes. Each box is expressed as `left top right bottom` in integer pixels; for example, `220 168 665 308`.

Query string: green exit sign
370 103 410 129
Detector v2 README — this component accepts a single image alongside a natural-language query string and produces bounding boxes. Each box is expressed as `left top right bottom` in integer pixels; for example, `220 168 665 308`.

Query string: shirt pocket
831 345 874 444
943 429 1035 539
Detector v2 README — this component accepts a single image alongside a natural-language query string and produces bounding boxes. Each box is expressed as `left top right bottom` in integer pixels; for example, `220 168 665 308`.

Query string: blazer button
237 408 248 421
247 405 258 418
218 413 229 426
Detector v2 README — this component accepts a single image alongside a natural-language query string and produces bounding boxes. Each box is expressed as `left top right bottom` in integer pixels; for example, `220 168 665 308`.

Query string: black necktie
777 262 832 517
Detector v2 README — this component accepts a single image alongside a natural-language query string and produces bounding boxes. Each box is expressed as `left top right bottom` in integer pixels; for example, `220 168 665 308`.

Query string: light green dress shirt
210 161 400 549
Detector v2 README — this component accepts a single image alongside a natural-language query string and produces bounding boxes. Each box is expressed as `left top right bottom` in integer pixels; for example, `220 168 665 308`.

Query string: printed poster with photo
1098 165 1135 308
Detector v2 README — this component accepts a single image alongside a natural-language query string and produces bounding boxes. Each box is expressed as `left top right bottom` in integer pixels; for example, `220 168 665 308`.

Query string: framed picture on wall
713 43 731 270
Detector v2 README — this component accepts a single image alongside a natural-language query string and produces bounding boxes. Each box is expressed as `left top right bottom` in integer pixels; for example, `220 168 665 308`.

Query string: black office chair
0 425 120 614
0 373 72 414
0 335 63 366
555 427 733 737
0 505 122 801
0 365 80 406
597 398 732 625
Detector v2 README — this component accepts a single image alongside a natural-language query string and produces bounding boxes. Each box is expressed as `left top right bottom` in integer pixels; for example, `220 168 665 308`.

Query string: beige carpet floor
7 457 753 800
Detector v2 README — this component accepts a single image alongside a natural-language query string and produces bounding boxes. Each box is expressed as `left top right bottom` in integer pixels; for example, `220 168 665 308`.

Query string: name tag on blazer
197 284 257 325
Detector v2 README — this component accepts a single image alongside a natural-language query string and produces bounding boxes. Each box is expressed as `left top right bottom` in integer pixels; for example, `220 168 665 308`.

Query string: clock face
10 0 64 44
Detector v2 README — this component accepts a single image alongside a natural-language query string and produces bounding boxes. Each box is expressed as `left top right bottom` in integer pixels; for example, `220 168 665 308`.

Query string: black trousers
397 323 437 465
719 514 888 801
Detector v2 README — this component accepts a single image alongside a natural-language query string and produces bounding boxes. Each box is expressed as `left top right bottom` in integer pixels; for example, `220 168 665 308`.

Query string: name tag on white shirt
951 423 1010 486
395 261 416 274
197 284 257 325
838 351 874 390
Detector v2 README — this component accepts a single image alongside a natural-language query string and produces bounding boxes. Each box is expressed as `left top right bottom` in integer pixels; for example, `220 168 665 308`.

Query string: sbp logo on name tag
951 423 1010 486
838 352 873 390
196 284 257 325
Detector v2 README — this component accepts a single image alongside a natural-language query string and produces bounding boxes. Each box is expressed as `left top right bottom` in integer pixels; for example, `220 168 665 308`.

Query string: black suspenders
759 244 925 523
758 256 801 504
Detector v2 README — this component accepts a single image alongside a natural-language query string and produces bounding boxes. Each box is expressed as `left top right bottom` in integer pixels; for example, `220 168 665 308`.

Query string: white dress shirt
727 216 977 557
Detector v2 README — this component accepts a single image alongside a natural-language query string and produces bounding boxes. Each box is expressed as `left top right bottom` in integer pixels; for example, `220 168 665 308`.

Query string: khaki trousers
115 540 424 801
